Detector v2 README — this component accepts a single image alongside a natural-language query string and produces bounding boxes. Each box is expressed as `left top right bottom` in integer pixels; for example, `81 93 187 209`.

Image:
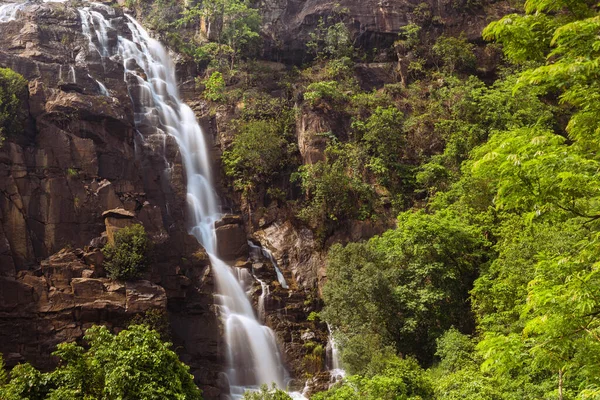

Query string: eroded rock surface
0 2 222 397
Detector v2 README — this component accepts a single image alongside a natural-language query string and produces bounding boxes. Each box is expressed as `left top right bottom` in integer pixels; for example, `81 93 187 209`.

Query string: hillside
1 0 599 398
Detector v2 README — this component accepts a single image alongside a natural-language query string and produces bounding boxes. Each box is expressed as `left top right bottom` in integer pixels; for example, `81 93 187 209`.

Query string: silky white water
76 5 293 398
248 240 289 289
326 324 346 386
1 2 304 396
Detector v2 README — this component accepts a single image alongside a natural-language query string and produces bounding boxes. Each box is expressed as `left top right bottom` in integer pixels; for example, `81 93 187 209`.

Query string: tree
181 0 260 70
0 325 202 400
432 35 476 73
0 353 6 386
293 142 377 239
0 67 28 144
102 224 152 281
202 71 226 102
321 210 489 371
222 118 293 192
311 357 433 400
352 106 406 187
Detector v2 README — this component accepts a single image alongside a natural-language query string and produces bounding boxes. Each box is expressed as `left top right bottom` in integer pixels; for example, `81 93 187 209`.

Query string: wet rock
215 214 243 228
215 223 248 261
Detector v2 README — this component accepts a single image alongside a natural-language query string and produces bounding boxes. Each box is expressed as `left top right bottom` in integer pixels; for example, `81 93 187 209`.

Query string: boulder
102 208 136 243
215 223 248 261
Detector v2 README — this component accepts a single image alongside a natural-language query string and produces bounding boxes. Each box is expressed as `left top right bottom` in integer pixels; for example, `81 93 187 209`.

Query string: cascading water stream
248 240 288 289
73 5 296 398
326 324 346 386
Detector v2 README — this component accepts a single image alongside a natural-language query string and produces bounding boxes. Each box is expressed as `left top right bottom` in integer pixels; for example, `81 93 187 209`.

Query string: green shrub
202 71 226 102
307 16 353 60
102 224 152 281
223 118 293 192
0 67 28 143
432 35 476 73
243 384 291 399
0 325 202 399
304 81 347 107
293 142 377 238
0 353 6 386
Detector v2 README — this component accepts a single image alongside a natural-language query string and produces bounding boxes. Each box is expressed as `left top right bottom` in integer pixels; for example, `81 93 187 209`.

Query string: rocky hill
0 0 512 398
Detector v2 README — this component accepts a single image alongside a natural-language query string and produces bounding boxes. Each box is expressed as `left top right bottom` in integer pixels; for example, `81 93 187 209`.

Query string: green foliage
395 24 421 51
321 210 489 371
223 118 293 192
0 67 28 143
0 325 202 400
129 308 171 340
304 81 348 107
242 384 292 400
312 357 433 400
180 0 260 69
0 354 6 386
102 224 152 281
202 71 226 102
307 9 353 60
432 35 476 73
352 106 407 189
293 142 377 237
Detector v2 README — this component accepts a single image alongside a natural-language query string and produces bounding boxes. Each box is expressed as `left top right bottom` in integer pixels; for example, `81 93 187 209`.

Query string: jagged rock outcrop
0 248 167 368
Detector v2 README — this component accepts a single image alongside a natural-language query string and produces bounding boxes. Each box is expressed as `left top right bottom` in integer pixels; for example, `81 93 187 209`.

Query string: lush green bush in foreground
0 325 202 400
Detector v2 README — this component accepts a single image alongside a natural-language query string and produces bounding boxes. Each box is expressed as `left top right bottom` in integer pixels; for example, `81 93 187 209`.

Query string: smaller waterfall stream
248 241 288 289
0 2 24 22
326 324 346 386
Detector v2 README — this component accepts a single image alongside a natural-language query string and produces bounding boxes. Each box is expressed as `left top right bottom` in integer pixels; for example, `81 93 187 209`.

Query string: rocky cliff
0 0 512 397
0 2 227 396
257 0 512 63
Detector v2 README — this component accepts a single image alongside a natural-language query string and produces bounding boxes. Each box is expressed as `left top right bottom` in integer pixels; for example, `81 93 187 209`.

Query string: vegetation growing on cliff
314 0 600 398
102 224 152 281
0 67 28 144
0 325 202 400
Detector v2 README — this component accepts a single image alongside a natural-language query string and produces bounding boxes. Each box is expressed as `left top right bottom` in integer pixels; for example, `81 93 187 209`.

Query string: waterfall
256 278 269 322
248 240 289 289
0 2 24 22
326 324 346 385
74 5 295 398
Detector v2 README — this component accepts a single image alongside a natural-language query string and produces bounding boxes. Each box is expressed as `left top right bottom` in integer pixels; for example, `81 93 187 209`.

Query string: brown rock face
102 208 136 243
258 0 513 63
0 248 167 369
215 215 248 261
0 3 224 397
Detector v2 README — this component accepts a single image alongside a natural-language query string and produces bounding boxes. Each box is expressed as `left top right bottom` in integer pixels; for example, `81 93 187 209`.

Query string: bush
304 81 347 107
293 142 377 238
102 224 152 281
312 356 434 400
0 325 202 399
222 118 293 192
243 384 292 400
432 35 476 73
202 71 226 102
0 67 28 143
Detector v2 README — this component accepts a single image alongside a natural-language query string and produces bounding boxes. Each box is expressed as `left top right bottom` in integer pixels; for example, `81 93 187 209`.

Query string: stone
102 208 136 243
215 223 248 261
125 280 167 314
215 214 243 228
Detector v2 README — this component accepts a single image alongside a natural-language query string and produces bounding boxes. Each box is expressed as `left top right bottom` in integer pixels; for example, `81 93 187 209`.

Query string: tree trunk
558 369 563 400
